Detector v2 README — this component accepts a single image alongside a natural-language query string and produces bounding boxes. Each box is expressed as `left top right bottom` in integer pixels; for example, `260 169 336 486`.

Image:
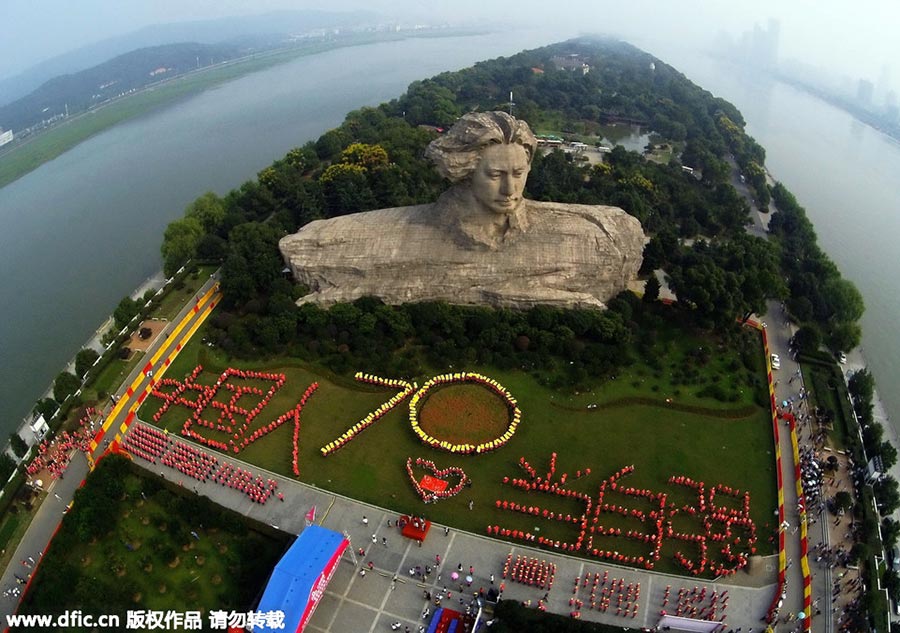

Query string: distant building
857 79 874 106
0 128 13 148
551 54 590 75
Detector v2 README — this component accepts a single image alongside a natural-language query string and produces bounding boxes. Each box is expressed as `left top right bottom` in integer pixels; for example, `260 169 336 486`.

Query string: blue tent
254 525 348 633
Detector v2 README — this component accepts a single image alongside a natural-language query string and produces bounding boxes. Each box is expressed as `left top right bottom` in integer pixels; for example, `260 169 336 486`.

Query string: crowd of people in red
406 457 469 503
290 383 319 475
659 585 728 622
320 373 414 457
26 408 96 479
502 553 556 590
150 365 296 455
122 422 279 504
666 476 757 576
490 453 758 576
570 572 641 619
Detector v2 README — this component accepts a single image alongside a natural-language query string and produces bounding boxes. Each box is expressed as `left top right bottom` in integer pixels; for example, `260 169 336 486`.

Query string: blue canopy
255 525 348 633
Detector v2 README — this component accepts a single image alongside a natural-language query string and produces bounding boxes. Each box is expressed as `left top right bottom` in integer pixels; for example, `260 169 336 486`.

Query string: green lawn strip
149 266 218 322
18 455 288 620
137 324 777 577
85 352 145 403
0 504 35 575
802 360 849 449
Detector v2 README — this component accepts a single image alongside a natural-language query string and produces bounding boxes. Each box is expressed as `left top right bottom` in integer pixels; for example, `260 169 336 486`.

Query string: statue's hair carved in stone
424 111 538 183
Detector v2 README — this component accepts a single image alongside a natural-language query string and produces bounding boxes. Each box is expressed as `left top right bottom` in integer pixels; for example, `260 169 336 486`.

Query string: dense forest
158 35 862 377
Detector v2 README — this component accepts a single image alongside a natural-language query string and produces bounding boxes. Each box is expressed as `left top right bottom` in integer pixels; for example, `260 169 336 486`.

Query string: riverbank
0 27 485 190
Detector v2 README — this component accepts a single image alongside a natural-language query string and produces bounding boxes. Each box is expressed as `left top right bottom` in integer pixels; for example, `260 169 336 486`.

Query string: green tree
8 433 27 458
881 441 899 470
53 371 81 403
823 277 865 324
33 397 58 419
160 216 203 277
884 569 900 602
75 348 100 378
0 454 15 482
220 223 284 307
793 324 821 354
642 275 660 303
113 296 142 330
184 191 226 232
883 518 900 549
849 368 876 407
832 491 854 514
875 477 900 515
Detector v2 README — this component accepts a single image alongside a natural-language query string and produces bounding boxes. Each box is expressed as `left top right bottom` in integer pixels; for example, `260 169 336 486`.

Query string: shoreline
844 348 900 506
0 28 487 190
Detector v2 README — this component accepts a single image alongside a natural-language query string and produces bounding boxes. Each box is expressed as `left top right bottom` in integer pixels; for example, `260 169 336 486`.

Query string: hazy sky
3 0 897 85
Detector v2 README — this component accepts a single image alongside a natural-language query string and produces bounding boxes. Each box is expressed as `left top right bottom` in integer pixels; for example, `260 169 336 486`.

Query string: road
731 154 826 630
0 274 220 623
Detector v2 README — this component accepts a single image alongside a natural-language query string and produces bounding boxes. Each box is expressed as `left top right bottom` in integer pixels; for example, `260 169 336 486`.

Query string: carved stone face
470 143 530 216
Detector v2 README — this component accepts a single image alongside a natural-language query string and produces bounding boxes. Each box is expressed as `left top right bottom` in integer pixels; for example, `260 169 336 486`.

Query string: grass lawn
149 266 218 322
803 360 849 449
18 456 288 621
85 352 145 403
0 500 38 577
139 321 777 577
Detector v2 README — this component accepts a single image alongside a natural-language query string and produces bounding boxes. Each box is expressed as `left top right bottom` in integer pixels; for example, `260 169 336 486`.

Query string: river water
0 31 569 436
2 33 898 442
649 43 900 434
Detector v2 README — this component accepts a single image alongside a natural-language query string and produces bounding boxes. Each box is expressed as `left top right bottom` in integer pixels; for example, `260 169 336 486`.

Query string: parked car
839 352 847 364
771 353 781 370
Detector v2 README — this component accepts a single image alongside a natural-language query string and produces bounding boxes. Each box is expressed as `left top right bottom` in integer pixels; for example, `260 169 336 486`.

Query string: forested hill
0 42 244 134
159 36 863 361
392 37 770 206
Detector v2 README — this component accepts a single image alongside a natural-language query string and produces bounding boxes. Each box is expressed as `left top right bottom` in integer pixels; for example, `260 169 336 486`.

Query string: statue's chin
484 201 522 216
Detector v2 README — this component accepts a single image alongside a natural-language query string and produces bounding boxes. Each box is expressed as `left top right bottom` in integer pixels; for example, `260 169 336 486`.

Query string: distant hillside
0 9 377 106
0 42 249 134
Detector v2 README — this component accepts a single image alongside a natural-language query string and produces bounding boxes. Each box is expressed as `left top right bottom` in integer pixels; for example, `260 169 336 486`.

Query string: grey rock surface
280 191 645 309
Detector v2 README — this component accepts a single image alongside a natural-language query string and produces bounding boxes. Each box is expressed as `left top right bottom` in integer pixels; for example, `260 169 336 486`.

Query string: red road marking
125 412 135 425
164 358 171 366
143 362 153 374
176 343 182 351
92 429 104 445
193 305 200 313
137 391 147 404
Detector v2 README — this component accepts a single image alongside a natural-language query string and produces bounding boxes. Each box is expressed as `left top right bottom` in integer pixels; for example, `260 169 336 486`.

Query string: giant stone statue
279 112 646 309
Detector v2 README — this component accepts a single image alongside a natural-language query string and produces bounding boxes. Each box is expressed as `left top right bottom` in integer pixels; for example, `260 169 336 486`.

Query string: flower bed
415 384 511 446
409 373 521 454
